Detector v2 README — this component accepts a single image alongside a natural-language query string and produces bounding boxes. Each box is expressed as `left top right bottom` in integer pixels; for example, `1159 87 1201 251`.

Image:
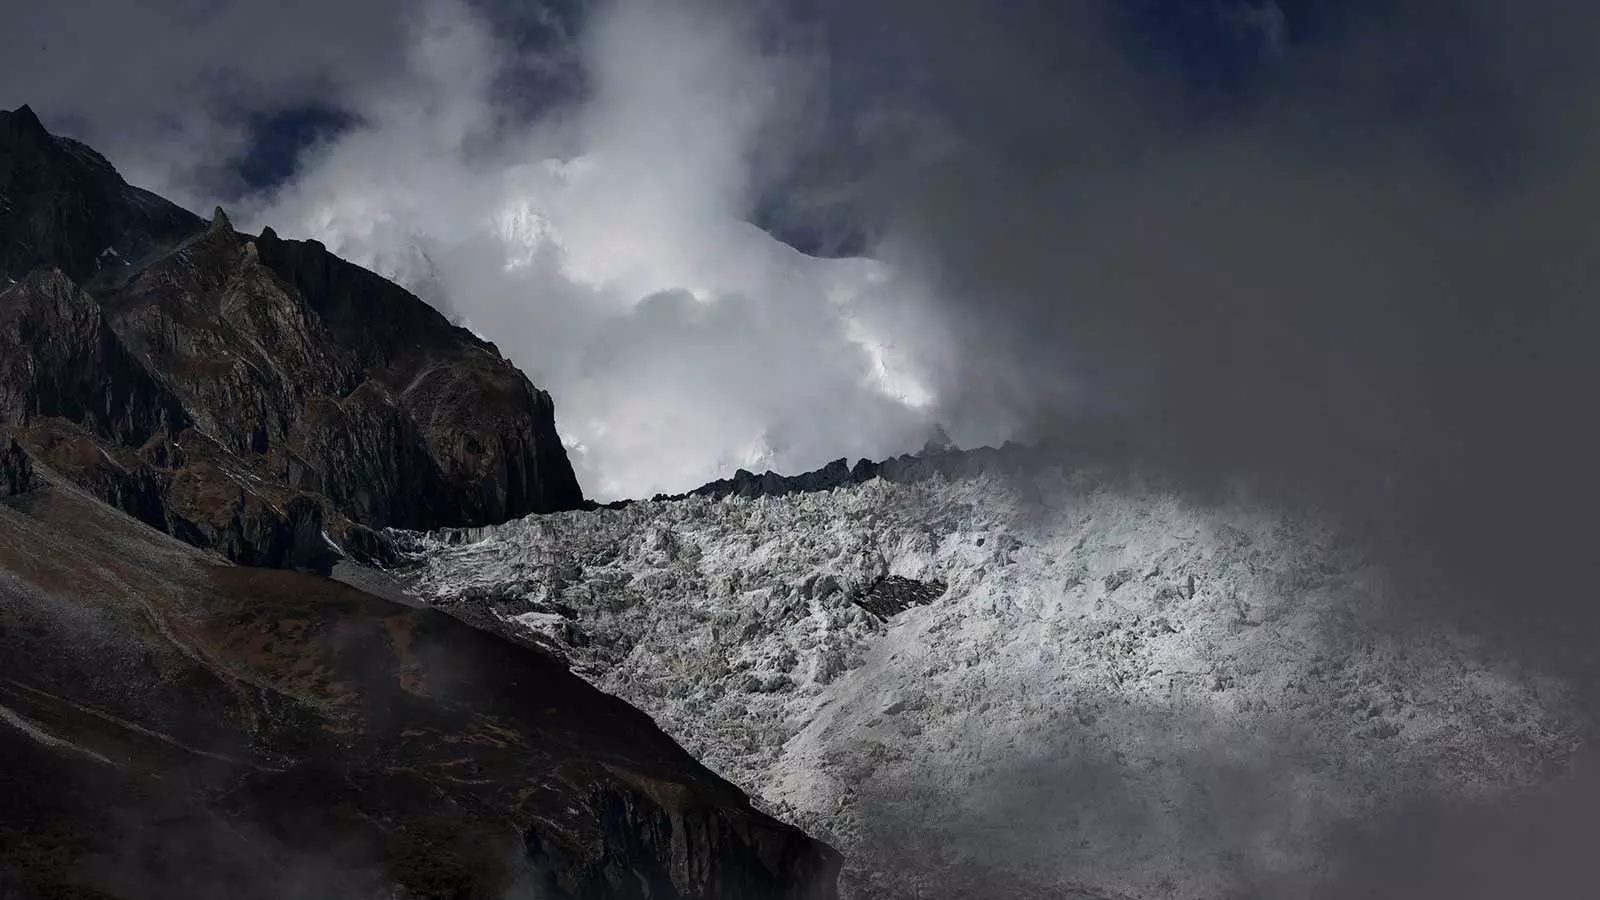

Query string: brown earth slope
0 459 839 899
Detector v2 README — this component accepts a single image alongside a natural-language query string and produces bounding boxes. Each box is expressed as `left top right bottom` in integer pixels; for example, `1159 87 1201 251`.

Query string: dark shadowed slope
0 104 583 568
0 455 839 899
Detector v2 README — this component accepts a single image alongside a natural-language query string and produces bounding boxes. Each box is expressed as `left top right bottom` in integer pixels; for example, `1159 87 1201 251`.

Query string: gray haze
836 0 1600 684
4 0 1598 895
0 0 418 201
813 2 1600 896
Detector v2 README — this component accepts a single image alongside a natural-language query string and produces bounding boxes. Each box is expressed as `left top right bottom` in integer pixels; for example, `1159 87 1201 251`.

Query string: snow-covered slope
392 463 1580 899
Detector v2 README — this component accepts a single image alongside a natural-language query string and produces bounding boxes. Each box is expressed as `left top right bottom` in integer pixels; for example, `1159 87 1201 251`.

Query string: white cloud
246 0 960 499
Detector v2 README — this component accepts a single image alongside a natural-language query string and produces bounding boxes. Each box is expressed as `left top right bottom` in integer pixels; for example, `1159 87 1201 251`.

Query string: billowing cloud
244 0 946 499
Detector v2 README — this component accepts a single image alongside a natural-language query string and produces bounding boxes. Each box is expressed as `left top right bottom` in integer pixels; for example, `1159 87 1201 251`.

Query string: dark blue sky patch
233 105 360 194
1111 0 1526 186
1111 0 1392 115
750 192 873 259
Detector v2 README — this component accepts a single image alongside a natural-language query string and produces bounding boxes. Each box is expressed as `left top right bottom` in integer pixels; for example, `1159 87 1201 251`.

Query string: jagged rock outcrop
612 441 1039 507
0 105 584 566
0 469 839 900
0 437 30 495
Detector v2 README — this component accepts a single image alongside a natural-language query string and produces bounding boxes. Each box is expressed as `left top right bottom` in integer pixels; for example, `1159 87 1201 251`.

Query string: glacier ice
392 463 1580 899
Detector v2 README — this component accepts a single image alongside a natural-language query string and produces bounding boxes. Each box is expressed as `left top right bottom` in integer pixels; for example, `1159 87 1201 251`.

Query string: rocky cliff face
0 438 29 495
0 468 838 900
0 104 584 567
251 224 582 527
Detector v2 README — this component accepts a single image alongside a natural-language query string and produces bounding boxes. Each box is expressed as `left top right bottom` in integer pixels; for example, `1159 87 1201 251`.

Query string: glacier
386 459 1580 899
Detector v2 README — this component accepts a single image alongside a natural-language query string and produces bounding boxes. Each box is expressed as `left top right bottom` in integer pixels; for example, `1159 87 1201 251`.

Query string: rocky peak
0 107 585 567
0 104 50 149
0 104 202 285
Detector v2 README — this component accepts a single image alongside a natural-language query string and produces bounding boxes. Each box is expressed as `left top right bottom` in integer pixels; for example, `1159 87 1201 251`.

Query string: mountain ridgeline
0 104 583 568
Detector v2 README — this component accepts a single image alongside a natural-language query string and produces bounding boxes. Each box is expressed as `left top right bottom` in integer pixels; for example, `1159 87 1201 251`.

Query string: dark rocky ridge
0 105 201 284
0 105 584 567
597 440 1044 509
0 466 839 899
587 416 1147 509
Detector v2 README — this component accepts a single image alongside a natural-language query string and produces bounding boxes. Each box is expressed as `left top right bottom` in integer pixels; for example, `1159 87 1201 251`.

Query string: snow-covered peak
493 199 562 272
392 464 1580 899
